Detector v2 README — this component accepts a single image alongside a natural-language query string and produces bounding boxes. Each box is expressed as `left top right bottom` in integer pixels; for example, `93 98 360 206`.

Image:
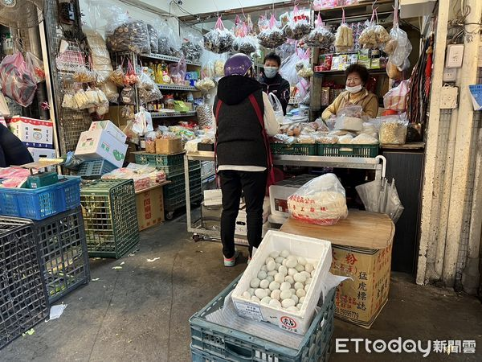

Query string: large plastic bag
287 173 348 226
257 14 286 49
388 8 412 67
283 6 311 40
305 13 334 49
25 52 45 83
334 9 354 53
180 26 204 62
268 93 284 124
204 17 235 54
378 115 408 144
84 28 113 84
280 52 301 86
156 18 182 56
358 9 391 50
232 22 257 55
147 24 159 54
0 53 37 107
383 80 410 111
138 72 162 103
132 107 153 136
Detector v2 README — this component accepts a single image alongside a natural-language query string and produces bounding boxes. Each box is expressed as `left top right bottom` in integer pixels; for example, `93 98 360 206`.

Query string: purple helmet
224 53 253 76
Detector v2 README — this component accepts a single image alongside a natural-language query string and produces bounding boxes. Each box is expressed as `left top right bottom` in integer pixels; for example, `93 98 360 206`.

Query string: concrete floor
1 219 481 362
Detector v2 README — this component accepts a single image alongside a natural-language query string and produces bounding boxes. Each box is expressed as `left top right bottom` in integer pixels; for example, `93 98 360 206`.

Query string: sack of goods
287 173 348 226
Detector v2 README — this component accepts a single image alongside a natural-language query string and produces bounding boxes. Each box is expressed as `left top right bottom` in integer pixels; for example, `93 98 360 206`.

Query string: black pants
219 170 267 258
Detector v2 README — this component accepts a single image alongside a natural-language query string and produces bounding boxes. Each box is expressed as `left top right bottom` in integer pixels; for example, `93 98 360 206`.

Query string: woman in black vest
214 53 279 267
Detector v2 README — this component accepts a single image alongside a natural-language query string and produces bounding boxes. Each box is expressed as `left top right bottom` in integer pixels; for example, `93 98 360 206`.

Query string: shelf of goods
139 53 201 66
157 84 198 91
314 68 388 76
183 151 386 242
150 111 196 119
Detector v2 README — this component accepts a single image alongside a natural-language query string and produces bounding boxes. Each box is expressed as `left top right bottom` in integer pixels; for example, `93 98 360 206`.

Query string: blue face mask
264 67 278 79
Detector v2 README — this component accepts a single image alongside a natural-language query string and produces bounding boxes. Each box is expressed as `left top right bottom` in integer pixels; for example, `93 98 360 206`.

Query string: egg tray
80 179 139 259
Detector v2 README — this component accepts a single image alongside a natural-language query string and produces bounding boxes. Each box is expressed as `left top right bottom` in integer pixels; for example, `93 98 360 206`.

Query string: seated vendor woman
322 64 378 120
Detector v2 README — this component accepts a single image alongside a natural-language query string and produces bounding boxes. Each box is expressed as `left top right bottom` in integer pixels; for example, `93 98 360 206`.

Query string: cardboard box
155 138 183 155
75 129 128 168
136 185 165 230
9 116 54 148
89 120 127 143
280 210 395 328
107 105 134 129
28 147 56 162
232 230 332 335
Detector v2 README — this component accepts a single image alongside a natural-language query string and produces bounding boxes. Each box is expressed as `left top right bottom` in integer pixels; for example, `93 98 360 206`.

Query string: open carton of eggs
232 230 332 335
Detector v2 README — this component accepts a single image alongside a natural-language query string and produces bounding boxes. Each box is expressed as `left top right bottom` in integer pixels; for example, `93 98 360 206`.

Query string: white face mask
346 85 363 93
264 67 279 79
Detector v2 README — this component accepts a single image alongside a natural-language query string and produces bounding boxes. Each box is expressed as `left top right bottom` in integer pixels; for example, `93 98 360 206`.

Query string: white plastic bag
268 93 284 124
287 173 348 226
388 9 412 67
383 80 410 111
133 107 153 136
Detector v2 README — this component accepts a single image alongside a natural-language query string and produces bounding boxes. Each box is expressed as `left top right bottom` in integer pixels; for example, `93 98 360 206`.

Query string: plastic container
0 176 81 220
77 159 118 179
190 274 335 362
317 144 379 158
270 143 316 156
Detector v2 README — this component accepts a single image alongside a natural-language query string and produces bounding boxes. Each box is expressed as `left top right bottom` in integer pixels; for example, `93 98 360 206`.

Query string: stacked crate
134 152 202 219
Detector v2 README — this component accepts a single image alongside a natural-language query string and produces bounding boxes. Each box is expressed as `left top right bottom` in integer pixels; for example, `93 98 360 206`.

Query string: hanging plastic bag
156 18 182 56
25 52 45 83
121 86 135 105
109 65 125 87
383 80 410 111
284 6 311 40
232 22 257 55
258 14 286 49
84 28 113 84
100 81 119 103
334 9 354 53
0 52 37 107
388 8 412 67
195 78 216 92
132 107 153 136
204 17 235 54
124 60 138 86
147 24 159 54
305 13 335 49
287 173 348 226
280 52 301 86
268 92 284 124
180 26 204 62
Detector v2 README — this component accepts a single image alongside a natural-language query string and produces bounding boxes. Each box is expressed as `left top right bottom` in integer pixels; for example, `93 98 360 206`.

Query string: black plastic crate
0 220 49 350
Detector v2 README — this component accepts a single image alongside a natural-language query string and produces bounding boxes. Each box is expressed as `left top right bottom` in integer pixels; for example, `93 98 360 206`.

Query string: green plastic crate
80 179 139 258
270 143 316 156
164 187 202 212
133 152 185 167
190 275 335 362
155 161 201 178
317 143 379 158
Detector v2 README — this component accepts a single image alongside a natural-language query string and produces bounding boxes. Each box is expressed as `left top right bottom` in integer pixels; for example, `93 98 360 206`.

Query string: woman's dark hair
263 52 282 67
345 64 370 84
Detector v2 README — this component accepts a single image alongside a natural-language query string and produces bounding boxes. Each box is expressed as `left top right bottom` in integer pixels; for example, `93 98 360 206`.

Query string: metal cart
184 151 387 242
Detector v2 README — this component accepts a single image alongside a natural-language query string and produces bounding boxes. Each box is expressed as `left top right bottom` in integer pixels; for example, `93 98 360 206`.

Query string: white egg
301 271 311 279
261 296 272 305
286 258 297 268
265 257 275 265
257 271 267 280
280 282 291 291
296 303 303 310
251 296 260 302
267 261 276 272
269 251 280 259
305 284 311 292
284 276 294 284
282 299 296 308
282 259 287 266
305 278 312 286
250 278 261 288
290 288 296 295
311 270 315 277
286 306 299 312
288 268 297 276
266 275 274 283
278 265 288 276
299 296 306 304
280 290 292 300
296 289 306 298
281 249 290 258
261 265 268 272
255 289 268 299
274 273 284 284
275 263 281 270
297 257 307 266
294 282 304 290
271 289 281 300
260 279 270 289
305 263 314 273
269 299 282 309
265 289 271 295
295 264 305 272
242 291 251 299
294 273 307 283
269 281 280 291
275 257 284 264
291 294 299 304
247 288 254 296
267 270 277 276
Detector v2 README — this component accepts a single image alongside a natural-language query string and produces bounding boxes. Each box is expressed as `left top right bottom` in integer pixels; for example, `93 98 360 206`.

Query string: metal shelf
140 53 201 66
150 111 196 118
157 84 198 91
314 69 388 76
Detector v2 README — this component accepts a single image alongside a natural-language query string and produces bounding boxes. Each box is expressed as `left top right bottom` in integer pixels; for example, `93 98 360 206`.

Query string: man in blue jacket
0 123 33 167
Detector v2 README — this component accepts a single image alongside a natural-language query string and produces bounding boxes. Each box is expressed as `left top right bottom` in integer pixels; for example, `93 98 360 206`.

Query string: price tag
234 301 263 322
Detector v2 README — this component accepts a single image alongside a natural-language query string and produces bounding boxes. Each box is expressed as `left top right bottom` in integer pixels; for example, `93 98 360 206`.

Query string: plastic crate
134 152 185 167
80 179 139 258
0 220 49 349
317 144 379 158
270 143 316 156
77 159 118 179
164 169 202 197
190 276 335 362
0 176 81 220
164 187 202 212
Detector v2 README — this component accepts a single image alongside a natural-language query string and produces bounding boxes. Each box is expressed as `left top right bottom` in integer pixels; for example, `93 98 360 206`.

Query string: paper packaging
136 185 164 230
232 230 332 335
89 120 127 144
9 116 54 148
280 210 395 328
75 129 128 168
155 138 183 155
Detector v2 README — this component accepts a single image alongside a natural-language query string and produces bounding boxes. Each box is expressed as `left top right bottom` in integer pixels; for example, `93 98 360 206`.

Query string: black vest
215 90 267 168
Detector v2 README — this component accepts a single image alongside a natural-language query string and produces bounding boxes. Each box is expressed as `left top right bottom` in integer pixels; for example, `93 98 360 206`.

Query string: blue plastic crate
0 176 81 220
190 275 335 362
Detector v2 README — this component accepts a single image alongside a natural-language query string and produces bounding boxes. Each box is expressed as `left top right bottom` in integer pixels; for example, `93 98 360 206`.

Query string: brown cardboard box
135 184 166 230
281 210 395 328
155 138 183 154
107 105 134 129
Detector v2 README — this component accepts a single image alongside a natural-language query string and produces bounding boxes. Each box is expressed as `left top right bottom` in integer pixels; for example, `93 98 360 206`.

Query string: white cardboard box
269 185 300 217
9 116 54 148
75 129 127 167
28 148 57 171
232 230 332 335
89 120 127 144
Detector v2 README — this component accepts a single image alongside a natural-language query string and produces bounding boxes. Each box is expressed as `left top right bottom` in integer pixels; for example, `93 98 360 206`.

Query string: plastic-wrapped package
283 6 311 41
336 105 363 118
288 173 348 226
107 20 150 54
316 135 339 144
124 60 138 86
351 133 378 144
73 65 96 83
132 107 153 136
73 89 90 110
168 57 187 85
121 86 135 105
62 92 75 109
280 52 301 86
180 26 204 62
25 52 45 83
100 81 119 103
156 19 182 57
196 102 214 128
0 53 37 107
84 28 113 84
195 78 216 92
257 14 286 49
338 134 354 144
297 135 316 144
334 10 354 53
388 9 412 67
147 24 159 54
109 65 125 87
383 80 410 111
272 134 296 144
305 13 335 49
232 22 257 55
204 17 235 54
379 116 408 144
